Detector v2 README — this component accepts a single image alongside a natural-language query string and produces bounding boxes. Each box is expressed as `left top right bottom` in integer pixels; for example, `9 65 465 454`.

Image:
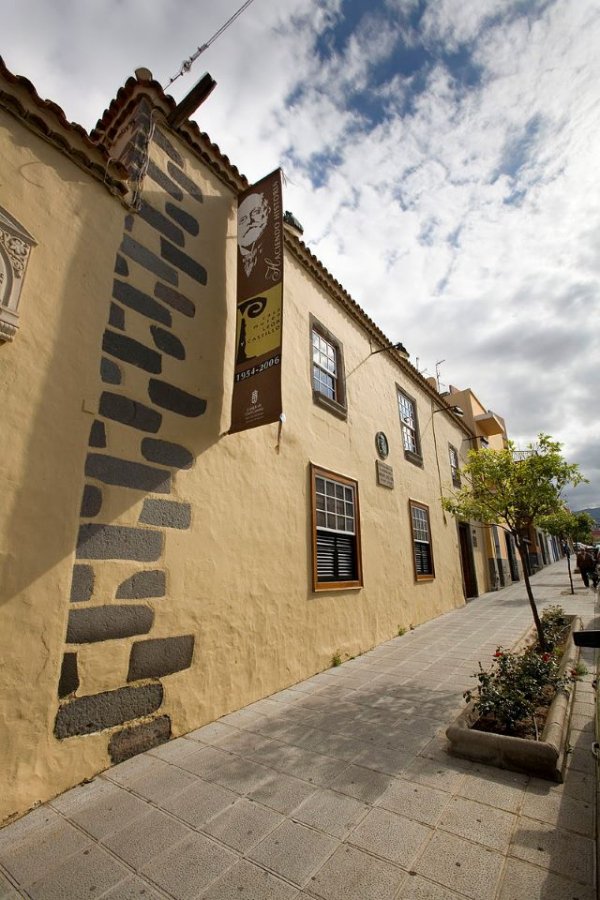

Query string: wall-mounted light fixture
463 434 489 446
369 341 408 357
433 404 464 418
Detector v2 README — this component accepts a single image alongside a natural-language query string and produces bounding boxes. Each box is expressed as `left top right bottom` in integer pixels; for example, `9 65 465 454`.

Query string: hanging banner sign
230 168 284 434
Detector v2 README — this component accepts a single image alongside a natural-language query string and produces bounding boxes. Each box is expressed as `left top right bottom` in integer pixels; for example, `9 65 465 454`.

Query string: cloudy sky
3 0 599 509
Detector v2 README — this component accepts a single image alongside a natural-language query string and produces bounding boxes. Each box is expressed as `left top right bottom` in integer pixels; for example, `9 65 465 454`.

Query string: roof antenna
435 359 445 392
164 0 257 89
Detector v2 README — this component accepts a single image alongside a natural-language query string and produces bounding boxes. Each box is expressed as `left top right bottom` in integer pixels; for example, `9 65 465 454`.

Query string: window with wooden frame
409 500 435 580
311 464 362 590
448 443 461 487
397 388 422 465
310 316 347 419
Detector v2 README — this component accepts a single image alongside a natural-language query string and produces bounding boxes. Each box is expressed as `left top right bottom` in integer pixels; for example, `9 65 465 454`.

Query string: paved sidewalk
0 561 597 900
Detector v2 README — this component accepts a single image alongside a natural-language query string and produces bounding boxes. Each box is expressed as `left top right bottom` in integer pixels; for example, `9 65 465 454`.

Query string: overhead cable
164 0 257 89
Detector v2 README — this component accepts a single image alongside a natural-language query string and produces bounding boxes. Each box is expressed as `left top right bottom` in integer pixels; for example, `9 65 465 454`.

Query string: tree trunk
566 553 574 595
516 539 547 651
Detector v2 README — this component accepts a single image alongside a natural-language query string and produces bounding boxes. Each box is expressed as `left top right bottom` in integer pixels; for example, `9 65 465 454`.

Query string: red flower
494 650 503 658
542 653 551 662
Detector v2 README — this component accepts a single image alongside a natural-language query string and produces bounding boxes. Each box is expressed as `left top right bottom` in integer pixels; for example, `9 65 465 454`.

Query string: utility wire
164 0 257 89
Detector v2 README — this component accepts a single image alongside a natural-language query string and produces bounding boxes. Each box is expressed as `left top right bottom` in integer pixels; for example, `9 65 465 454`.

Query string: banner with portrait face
230 169 284 433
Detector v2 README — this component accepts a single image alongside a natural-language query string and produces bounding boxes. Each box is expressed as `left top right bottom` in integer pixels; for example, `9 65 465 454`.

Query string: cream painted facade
1 61 492 824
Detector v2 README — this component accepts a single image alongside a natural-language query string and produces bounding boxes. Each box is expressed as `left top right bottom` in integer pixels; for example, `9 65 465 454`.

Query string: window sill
404 450 423 467
313 582 363 592
312 390 347 421
415 574 435 582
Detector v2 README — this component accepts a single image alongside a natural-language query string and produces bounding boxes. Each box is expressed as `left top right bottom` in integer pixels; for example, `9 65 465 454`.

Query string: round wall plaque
375 431 389 460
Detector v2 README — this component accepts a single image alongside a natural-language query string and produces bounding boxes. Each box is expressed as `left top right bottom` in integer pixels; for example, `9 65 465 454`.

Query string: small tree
442 434 586 651
538 508 595 594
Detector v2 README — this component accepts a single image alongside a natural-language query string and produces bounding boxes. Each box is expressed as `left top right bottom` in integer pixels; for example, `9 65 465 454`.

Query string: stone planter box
446 616 581 782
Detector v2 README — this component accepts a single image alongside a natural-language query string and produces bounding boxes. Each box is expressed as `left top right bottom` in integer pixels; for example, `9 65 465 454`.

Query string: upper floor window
311 464 362 590
313 330 337 399
310 317 347 419
397 389 422 465
449 444 461 487
410 500 435 580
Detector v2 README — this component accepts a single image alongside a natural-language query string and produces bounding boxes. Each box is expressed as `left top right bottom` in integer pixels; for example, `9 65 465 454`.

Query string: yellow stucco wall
0 108 484 824
0 109 127 821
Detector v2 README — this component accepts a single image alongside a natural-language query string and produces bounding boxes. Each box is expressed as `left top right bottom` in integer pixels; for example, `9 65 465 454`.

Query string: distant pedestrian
561 541 570 557
576 548 595 588
592 548 600 589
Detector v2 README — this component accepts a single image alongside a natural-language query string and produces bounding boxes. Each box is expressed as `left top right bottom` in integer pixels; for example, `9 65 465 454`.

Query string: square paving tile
146 737 200 765
198 860 299 899
498 856 595 900
390 873 468 898
209 757 274 795
273 748 348 787
293 789 368 839
349 744 412 776
0 817 91 886
0 806 61 851
307 844 405 900
247 772 317 815
162 777 238 828
186 722 240 744
127 762 199 804
247 820 339 887
521 785 594 836
402 757 468 794
348 807 432 867
509 819 594 885
100 876 166 899
437 796 517 852
414 830 504 900
178 745 236 780
377 778 451 826
102 808 192 868
0 872 21 900
201 798 283 852
105 753 166 788
62 782 150 840
141 833 237 899
214 730 276 759
457 768 529 813
328 764 393 804
26 845 130 900
48 777 116 816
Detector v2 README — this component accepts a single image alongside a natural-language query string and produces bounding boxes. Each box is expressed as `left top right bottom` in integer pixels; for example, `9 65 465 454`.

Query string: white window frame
397 388 422 464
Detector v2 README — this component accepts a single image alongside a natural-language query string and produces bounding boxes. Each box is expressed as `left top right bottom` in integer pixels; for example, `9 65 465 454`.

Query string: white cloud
2 0 598 506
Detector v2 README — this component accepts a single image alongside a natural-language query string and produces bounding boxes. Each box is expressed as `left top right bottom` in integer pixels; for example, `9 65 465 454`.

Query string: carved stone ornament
0 206 36 342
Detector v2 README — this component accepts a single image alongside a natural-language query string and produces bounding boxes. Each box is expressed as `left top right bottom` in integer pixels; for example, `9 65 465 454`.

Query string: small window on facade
310 318 347 419
449 444 461 487
410 500 435 580
397 389 422 464
311 464 362 590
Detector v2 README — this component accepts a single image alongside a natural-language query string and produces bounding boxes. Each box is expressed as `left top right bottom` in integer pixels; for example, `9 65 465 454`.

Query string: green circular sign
375 432 389 460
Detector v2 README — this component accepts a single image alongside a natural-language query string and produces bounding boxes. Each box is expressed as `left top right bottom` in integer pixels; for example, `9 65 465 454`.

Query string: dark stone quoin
109 716 171 764
116 569 166 599
99 391 162 433
128 635 195 681
66 605 154 644
55 684 164 738
76 524 163 562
